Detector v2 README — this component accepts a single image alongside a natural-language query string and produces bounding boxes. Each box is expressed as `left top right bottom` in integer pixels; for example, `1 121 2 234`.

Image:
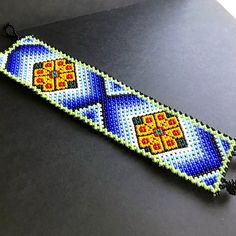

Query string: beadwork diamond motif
0 36 235 195
133 112 187 154
33 59 77 92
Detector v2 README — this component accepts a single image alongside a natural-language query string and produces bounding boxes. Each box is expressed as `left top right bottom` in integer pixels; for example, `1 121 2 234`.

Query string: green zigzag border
0 35 235 195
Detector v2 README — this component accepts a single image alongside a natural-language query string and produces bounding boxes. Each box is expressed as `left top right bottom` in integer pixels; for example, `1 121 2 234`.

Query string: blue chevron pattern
1 36 235 192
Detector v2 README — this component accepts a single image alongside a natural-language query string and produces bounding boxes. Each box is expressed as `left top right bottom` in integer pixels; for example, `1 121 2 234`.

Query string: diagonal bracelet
0 34 236 196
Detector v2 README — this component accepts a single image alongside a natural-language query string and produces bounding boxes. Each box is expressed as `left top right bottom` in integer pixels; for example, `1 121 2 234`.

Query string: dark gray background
1 0 236 235
0 0 142 30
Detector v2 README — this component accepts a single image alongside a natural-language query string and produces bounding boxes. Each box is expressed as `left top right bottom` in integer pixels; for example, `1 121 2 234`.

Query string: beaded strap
0 36 235 195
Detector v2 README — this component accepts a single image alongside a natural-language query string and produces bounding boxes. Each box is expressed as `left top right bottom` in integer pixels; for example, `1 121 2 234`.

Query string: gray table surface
1 0 236 235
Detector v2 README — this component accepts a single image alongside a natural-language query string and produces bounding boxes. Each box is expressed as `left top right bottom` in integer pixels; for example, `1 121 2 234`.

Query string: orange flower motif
33 59 77 92
133 112 187 154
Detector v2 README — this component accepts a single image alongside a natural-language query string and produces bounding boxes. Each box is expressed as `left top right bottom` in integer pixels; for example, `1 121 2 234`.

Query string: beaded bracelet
1 33 235 196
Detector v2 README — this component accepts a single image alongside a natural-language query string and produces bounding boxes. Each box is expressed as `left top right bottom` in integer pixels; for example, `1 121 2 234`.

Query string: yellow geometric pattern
134 112 186 154
33 59 77 92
